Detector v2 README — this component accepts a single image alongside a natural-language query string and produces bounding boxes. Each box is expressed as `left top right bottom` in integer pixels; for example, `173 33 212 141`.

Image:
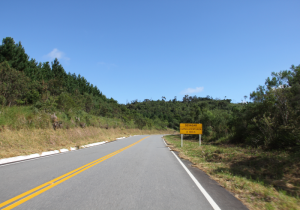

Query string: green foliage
0 37 29 72
0 95 6 106
126 64 300 150
25 89 40 104
126 96 233 139
56 92 78 112
34 96 57 112
0 61 30 106
233 64 300 149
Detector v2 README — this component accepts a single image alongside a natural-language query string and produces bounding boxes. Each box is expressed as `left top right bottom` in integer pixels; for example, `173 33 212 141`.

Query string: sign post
180 123 203 147
181 134 183 147
199 134 201 146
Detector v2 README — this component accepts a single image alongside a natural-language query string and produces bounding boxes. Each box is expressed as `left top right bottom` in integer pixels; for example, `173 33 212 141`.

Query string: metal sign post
199 134 201 146
181 134 183 147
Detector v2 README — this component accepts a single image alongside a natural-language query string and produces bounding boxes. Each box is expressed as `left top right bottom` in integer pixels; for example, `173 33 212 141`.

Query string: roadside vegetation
164 135 300 210
0 99 175 159
127 63 300 150
0 127 173 159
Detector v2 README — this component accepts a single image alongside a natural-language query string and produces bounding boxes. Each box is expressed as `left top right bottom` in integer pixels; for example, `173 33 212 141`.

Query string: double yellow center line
0 136 149 210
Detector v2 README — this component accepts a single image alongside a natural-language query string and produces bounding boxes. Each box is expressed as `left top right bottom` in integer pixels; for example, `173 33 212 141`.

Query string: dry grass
164 134 300 210
0 127 174 159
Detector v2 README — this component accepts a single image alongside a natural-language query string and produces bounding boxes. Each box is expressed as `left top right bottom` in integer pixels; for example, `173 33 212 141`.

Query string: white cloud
44 48 70 61
180 87 204 95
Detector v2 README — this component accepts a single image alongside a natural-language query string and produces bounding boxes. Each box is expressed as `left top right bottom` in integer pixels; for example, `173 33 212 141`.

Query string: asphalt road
0 135 248 210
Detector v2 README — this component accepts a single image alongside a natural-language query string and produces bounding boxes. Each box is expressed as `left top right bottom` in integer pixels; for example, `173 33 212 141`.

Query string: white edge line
162 136 171 150
0 136 128 167
162 138 221 210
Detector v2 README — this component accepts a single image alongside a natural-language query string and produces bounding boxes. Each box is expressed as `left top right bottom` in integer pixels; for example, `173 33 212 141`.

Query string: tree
0 62 30 105
0 37 30 72
51 58 67 81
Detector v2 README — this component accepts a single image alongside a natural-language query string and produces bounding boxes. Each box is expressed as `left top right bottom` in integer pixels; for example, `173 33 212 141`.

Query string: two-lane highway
0 135 248 210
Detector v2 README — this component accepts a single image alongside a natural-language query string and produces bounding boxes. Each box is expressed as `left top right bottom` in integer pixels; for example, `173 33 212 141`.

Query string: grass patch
164 135 300 210
0 105 167 130
0 105 177 159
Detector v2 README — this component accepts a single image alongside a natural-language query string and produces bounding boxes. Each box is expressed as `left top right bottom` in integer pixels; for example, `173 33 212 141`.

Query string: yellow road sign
180 123 202 134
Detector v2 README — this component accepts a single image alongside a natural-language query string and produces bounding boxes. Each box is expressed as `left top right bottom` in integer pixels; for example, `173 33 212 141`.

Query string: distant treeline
125 70 300 150
1 37 299 149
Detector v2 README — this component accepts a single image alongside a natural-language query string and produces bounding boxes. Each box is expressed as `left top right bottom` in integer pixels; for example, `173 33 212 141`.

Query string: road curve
0 135 248 210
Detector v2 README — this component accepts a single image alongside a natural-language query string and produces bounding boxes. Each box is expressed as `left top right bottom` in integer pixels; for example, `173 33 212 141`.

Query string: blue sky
1 0 300 104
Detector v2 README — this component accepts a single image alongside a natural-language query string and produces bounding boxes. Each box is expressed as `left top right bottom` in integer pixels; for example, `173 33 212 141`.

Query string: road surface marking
163 138 221 210
0 136 149 210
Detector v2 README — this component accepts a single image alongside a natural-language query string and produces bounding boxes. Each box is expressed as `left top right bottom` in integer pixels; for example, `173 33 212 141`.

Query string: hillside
0 37 168 131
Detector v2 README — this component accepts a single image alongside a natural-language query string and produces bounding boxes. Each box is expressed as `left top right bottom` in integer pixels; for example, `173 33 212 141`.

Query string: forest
1 37 299 150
